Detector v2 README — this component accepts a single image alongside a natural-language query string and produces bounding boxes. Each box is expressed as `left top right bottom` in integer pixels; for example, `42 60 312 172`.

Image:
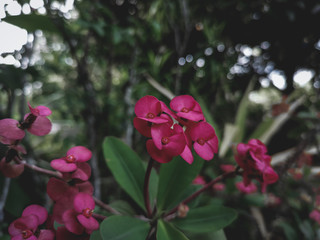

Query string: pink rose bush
134 95 219 164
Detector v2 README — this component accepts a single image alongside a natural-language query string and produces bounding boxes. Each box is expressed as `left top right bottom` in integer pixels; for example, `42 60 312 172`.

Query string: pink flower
192 175 206 185
8 204 54 240
47 178 93 224
133 96 171 137
213 183 225 192
170 95 204 122
147 124 186 163
63 193 99 234
9 214 40 240
235 139 278 192
189 122 219 161
21 103 52 136
50 146 92 173
310 209 320 224
0 119 25 140
236 181 258 194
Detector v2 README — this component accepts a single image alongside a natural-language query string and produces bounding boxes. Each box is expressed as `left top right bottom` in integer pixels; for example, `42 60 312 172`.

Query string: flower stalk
144 158 154 218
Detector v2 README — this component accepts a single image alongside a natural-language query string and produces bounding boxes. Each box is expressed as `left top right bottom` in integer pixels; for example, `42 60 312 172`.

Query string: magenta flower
0 118 25 140
310 209 320 224
135 95 169 124
62 162 92 181
189 122 219 161
8 204 53 240
21 103 52 136
147 124 186 163
170 95 204 122
63 193 99 234
192 175 206 185
235 139 279 192
236 181 258 194
47 178 93 224
213 183 225 192
50 146 92 172
8 214 40 240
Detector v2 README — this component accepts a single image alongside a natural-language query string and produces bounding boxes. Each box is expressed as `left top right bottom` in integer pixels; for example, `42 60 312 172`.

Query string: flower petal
71 162 91 181
0 158 24 178
27 115 52 136
77 215 99 231
0 119 25 140
133 117 151 137
38 229 55 240
73 193 95 213
22 205 48 225
193 142 214 160
134 95 161 117
67 146 92 162
51 159 77 172
146 139 173 163
62 209 84 235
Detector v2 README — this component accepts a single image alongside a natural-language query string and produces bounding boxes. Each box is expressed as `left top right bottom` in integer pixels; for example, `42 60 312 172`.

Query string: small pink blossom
213 183 225 192
63 193 99 234
50 146 92 173
192 175 206 185
236 181 258 194
235 139 278 192
147 124 186 163
170 95 204 122
189 122 219 161
56 227 90 240
310 209 320 224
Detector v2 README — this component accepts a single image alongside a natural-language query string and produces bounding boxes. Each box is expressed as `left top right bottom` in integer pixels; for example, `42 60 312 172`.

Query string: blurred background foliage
0 0 320 239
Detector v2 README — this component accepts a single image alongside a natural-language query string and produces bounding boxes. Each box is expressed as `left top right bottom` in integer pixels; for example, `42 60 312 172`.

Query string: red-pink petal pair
50 146 92 181
134 95 219 164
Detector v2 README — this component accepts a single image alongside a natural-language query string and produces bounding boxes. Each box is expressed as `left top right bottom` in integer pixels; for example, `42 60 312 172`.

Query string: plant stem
164 169 238 218
144 158 154 218
20 160 63 179
93 196 120 215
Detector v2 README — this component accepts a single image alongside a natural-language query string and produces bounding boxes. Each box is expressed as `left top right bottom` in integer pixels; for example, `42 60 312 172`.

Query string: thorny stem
144 158 154 218
164 169 240 219
92 212 107 221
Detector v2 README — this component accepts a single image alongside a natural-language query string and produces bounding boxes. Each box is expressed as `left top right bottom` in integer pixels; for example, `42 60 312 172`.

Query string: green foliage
157 156 204 211
4 14 58 33
102 137 146 210
157 220 189 240
99 216 150 240
172 205 237 233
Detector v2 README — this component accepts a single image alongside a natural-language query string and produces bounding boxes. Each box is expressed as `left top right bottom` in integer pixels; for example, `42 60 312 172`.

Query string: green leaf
186 229 227 240
276 221 299 240
172 205 237 233
100 216 150 240
157 220 189 240
90 230 103 240
108 200 136 216
102 137 145 210
4 14 58 33
157 156 204 210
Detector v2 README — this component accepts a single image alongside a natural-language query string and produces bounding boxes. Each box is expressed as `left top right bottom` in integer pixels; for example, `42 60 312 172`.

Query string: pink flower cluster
134 95 219 164
0 103 52 178
8 205 54 240
47 146 98 238
235 139 278 192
